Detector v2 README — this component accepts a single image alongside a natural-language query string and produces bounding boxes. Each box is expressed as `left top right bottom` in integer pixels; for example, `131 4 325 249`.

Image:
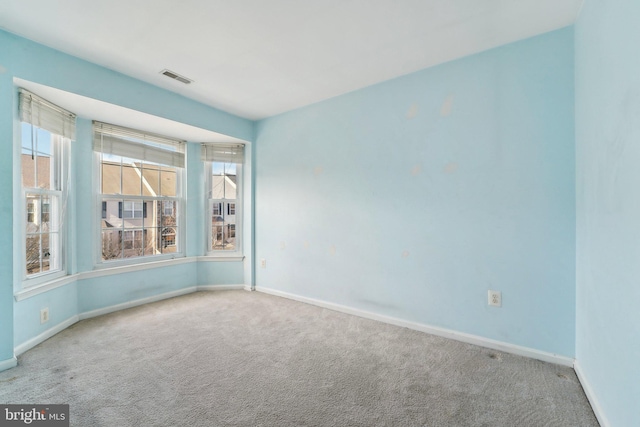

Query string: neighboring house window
94 122 185 262
122 200 144 219
27 202 35 223
19 89 75 280
163 201 173 216
162 227 176 247
202 144 244 253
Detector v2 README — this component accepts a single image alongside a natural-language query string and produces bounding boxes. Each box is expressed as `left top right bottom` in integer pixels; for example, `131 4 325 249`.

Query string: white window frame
94 122 186 267
18 89 74 288
205 161 243 256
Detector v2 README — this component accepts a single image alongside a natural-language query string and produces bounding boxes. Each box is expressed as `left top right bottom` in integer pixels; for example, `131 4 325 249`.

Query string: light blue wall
77 264 196 314
0 29 251 358
186 142 205 258
74 118 96 273
197 262 245 286
0 73 15 363
14 284 78 348
575 0 640 425
255 28 576 356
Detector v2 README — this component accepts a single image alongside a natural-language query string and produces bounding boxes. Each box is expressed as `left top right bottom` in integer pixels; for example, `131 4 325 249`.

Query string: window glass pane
122 164 142 196
160 167 177 196
211 162 237 200
212 222 224 250
25 234 41 274
102 162 121 194
123 229 143 258
162 202 176 227
36 152 52 190
144 228 159 256
161 227 177 254
224 213 236 250
40 195 51 231
21 153 36 189
102 229 122 260
101 199 117 224
25 194 40 233
123 200 144 222
142 166 160 197
40 233 50 272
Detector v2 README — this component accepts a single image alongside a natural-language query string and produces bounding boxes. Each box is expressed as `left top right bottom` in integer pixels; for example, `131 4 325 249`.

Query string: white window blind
19 89 76 140
93 122 185 168
201 143 245 163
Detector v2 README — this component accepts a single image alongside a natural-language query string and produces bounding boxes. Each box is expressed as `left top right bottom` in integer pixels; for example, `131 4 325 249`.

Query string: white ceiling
0 0 583 121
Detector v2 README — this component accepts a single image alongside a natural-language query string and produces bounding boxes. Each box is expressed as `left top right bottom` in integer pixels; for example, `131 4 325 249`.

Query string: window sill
14 256 240 302
84 256 195 279
197 255 245 262
15 273 79 302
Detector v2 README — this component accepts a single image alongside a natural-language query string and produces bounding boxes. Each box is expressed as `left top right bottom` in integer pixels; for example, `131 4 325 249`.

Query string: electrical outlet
260 259 266 268
40 307 49 324
488 290 502 307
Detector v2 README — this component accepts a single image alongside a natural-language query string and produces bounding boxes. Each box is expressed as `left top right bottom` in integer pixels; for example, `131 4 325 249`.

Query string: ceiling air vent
160 69 193 84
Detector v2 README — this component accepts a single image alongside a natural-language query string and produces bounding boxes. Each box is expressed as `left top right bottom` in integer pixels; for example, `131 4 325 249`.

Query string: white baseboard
0 356 17 372
79 286 198 320
15 315 80 357
574 361 610 427
197 284 245 291
256 286 575 367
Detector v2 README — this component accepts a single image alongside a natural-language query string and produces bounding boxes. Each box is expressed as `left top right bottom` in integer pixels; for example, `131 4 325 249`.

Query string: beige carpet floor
0 290 598 426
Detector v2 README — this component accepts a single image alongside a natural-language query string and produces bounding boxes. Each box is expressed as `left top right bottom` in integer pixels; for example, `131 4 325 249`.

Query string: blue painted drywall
77 264 197 314
73 118 96 273
1 29 249 358
186 142 205 258
575 0 640 425
197 261 245 286
255 28 576 356
0 73 15 363
14 284 78 348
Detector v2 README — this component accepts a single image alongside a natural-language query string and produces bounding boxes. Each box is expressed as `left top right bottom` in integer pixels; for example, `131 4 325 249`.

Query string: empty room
0 0 637 426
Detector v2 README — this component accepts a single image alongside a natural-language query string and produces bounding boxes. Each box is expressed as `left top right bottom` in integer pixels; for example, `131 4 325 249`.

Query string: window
202 144 244 253
19 89 74 280
212 202 222 216
163 201 174 216
27 202 35 223
122 201 144 219
94 122 185 262
162 227 176 247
